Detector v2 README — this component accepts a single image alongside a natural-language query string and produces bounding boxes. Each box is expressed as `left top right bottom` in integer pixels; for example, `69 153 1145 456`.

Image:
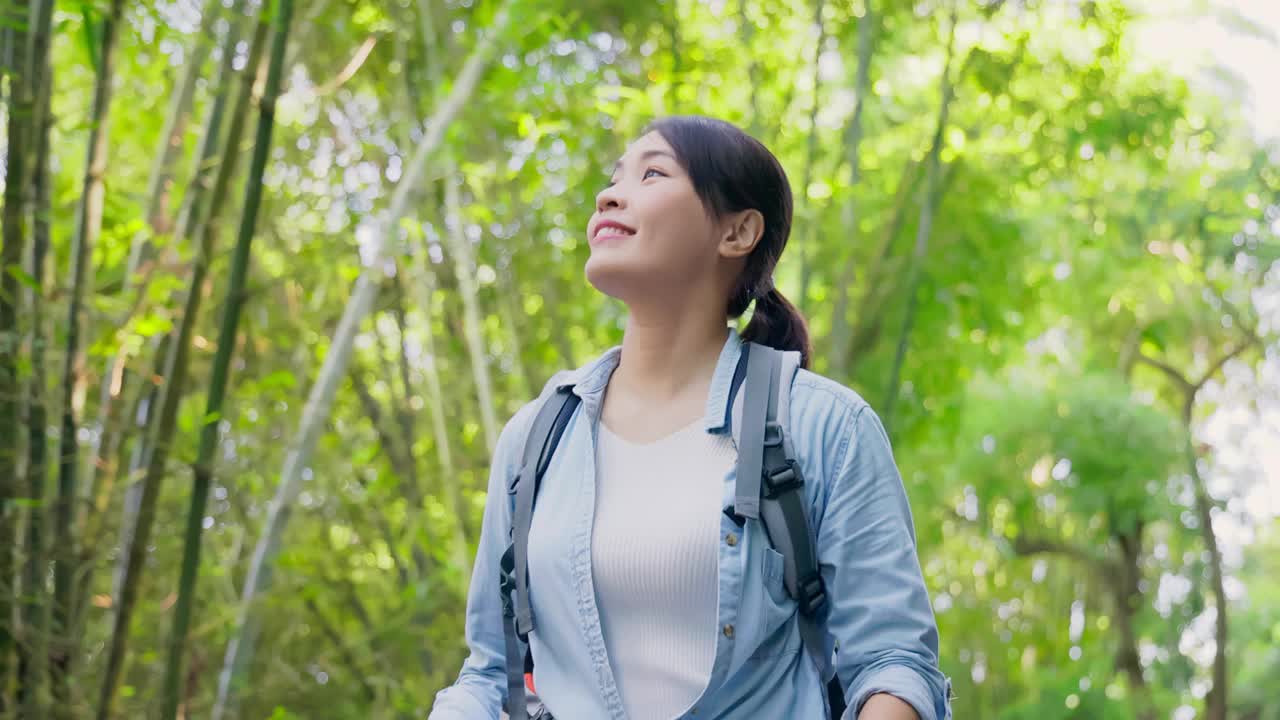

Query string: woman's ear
719 209 765 259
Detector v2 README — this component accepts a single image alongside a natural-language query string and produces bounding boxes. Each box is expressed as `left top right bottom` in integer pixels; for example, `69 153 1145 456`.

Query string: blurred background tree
0 0 1276 718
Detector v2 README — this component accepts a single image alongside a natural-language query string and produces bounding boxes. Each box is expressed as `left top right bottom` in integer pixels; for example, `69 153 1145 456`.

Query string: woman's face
584 131 723 306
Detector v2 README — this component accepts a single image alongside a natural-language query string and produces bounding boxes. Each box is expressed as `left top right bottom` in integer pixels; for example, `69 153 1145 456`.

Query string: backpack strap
733 342 776 519
500 386 581 720
735 343 836 690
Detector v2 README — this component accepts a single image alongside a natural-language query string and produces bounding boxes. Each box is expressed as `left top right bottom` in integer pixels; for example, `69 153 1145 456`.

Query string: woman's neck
610 312 728 405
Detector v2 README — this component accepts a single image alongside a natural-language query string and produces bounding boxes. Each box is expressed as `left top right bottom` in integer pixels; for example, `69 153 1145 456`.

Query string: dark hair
644 115 812 369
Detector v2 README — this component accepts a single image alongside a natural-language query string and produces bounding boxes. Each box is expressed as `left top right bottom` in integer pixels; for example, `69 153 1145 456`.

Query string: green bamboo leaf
5 264 38 291
80 3 99 73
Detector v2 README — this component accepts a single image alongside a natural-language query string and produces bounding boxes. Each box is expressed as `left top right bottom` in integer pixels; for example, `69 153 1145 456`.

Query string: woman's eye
600 168 662 191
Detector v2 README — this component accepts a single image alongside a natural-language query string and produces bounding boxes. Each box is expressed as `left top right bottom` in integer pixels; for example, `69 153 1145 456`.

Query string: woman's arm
817 402 952 720
428 404 534 719
859 692 922 720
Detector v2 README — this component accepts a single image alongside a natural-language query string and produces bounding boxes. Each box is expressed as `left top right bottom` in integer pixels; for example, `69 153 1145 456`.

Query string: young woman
429 116 951 720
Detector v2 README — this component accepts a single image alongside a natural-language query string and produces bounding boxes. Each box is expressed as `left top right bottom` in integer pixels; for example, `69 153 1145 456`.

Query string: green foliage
3 0 1276 717
958 369 1184 534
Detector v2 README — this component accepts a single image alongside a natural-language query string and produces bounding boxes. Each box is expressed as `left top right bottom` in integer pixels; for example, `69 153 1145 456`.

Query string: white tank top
590 415 737 720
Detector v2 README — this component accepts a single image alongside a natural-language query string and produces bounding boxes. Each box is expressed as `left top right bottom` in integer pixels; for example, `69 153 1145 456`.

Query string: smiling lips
590 219 636 246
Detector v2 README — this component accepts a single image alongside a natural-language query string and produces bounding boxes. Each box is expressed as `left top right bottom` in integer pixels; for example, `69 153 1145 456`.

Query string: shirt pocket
749 547 802 660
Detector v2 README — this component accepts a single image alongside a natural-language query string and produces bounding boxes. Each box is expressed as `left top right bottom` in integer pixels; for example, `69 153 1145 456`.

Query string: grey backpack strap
736 343 835 685
501 387 580 720
498 585 529 720
734 342 778 519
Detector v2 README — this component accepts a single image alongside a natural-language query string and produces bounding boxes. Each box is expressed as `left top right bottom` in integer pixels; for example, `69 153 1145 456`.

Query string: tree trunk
0 14 10 94
17 0 55 713
171 1 248 265
381 277 437 578
302 597 377 702
411 0 506 556
1136 343 1247 720
737 0 762 138
79 3 248 655
386 279 424 507
796 0 825 313
1110 528 1155 720
95 8 272 719
881 4 958 433
494 270 533 403
143 0 219 234
0 0 32 708
405 245 474 582
49 1 125 711
825 1 877 376
836 159 921 377
87 0 249 589
159 1 291 712
1185 407 1228 720
347 367 418 589
210 9 508 717
85 0 222 533
441 159 499 455
70 332 166 680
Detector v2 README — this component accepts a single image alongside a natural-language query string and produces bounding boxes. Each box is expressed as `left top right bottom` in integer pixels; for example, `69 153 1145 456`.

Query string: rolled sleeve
817 403 952 720
845 661 951 720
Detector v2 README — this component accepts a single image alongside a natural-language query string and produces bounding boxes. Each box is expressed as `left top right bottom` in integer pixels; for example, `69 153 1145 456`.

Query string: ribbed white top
590 415 737 720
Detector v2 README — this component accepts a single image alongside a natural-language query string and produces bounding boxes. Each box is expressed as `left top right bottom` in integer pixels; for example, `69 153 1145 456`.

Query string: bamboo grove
0 0 1278 718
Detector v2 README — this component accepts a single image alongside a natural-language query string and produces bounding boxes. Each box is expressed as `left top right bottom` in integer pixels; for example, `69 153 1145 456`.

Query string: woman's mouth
591 221 636 246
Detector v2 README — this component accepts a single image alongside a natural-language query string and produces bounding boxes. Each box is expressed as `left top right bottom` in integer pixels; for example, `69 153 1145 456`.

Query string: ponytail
741 286 812 370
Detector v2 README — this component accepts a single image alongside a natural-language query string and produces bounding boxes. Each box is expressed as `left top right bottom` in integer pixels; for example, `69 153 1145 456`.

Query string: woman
429 116 951 720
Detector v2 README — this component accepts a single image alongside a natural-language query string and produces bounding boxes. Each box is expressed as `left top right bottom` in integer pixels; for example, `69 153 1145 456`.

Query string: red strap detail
524 672 537 695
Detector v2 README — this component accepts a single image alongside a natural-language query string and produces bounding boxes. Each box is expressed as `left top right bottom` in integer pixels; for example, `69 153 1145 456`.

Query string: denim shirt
429 327 952 720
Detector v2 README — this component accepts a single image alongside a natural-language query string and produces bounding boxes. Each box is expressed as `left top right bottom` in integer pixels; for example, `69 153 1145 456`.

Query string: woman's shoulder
494 358 600 462
790 367 872 424
787 367 898 476
787 369 902 520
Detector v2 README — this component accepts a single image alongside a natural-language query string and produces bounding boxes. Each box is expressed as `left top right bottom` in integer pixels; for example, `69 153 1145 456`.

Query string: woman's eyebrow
613 149 676 173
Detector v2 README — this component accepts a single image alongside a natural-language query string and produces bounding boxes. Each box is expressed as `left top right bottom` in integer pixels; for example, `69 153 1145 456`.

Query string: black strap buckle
796 570 828 616
499 546 517 616
499 545 533 640
722 505 746 528
762 459 803 498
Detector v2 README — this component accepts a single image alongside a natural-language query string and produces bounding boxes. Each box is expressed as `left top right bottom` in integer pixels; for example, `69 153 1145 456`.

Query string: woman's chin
584 258 640 301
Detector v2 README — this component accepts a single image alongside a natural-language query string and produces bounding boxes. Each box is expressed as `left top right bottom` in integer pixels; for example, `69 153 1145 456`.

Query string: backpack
498 342 845 719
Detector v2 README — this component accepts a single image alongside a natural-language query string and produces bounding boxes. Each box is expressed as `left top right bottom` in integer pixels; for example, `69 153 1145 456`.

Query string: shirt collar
554 325 745 435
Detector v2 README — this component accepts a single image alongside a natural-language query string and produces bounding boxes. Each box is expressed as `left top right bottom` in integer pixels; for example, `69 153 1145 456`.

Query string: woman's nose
596 184 625 213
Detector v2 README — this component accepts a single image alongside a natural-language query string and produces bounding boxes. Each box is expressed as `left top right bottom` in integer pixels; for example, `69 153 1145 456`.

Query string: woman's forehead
618 131 671 161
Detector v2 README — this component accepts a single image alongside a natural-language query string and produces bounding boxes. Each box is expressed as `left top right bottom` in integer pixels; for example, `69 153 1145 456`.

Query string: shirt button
725 532 738 546
723 623 734 638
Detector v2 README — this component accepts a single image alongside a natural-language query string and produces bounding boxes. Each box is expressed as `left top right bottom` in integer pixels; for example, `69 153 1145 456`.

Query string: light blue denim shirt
430 327 952 720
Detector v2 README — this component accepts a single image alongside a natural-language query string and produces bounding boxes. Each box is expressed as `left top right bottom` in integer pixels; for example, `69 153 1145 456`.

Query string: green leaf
80 5 99 74
5 264 39 291
134 313 173 338
261 370 296 391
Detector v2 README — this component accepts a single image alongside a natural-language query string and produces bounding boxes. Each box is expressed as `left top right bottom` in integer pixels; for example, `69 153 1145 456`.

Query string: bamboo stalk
159 0 295 711
210 10 510 715
49 1 126 712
